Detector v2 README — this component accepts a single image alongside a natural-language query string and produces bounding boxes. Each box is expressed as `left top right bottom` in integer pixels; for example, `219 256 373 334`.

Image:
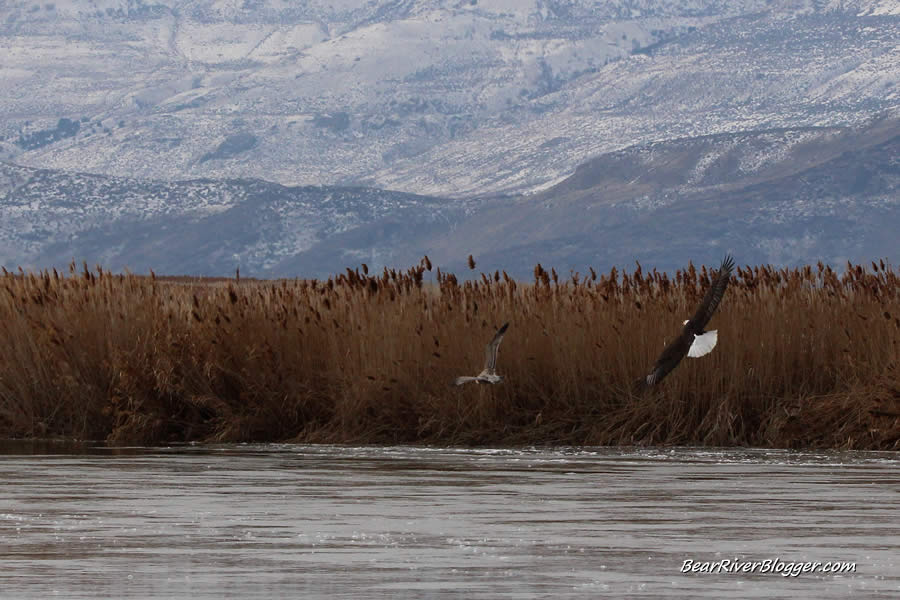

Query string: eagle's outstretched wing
686 255 735 332
645 333 693 387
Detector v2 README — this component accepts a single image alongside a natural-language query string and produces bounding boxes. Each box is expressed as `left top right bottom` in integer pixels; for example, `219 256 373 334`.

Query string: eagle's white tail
688 330 718 358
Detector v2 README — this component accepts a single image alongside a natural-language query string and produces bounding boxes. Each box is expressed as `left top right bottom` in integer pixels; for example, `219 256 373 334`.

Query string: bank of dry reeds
0 259 898 449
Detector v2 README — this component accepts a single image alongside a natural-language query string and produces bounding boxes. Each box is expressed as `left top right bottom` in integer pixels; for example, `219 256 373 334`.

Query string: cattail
467 255 476 270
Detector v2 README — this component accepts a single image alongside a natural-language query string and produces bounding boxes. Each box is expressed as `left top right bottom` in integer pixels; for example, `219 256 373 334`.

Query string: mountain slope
2 117 897 278
405 116 900 275
1 0 897 197
0 165 466 277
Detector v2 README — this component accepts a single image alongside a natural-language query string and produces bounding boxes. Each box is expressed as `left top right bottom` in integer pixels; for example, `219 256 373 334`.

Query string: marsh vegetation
1 259 898 448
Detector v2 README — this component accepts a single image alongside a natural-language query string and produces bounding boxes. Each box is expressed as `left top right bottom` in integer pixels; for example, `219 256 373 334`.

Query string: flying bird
642 255 735 388
452 322 509 386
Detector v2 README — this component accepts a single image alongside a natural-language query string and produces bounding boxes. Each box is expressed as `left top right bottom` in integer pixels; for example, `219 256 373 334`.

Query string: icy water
1 444 898 599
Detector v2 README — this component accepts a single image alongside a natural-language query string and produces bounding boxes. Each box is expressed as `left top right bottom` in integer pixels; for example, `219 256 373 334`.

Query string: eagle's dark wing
483 322 509 374
644 329 694 387
687 255 735 332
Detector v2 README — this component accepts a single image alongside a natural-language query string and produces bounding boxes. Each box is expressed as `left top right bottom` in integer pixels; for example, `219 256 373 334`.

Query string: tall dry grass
0 259 898 449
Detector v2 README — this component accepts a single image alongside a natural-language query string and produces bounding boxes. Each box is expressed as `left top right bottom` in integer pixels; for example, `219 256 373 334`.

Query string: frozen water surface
1 443 898 599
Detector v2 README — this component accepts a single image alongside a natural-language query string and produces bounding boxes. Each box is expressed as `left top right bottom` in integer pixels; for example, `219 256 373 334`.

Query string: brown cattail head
467 255 476 270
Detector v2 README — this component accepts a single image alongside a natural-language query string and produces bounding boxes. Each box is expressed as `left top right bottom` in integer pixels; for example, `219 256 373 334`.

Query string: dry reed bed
0 260 898 449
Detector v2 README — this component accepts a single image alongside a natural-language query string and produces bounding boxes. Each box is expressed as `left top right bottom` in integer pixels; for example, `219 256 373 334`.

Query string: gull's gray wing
483 322 509 374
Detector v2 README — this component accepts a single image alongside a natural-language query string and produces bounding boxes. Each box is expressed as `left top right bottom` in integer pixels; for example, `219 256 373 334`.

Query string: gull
452 322 509 386
642 255 735 388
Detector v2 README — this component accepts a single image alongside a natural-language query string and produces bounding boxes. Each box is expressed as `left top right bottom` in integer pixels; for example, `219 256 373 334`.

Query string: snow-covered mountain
1 0 898 197
0 162 470 276
2 115 897 278
0 0 898 277
425 116 900 276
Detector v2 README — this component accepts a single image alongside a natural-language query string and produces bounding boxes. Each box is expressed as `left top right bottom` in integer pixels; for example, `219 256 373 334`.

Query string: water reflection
1 444 898 599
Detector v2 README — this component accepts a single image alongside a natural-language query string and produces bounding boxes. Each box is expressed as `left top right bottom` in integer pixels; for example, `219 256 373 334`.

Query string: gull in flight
452 322 509 386
642 255 735 388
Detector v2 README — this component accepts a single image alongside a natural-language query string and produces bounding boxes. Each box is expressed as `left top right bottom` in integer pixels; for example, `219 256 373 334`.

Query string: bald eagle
642 255 735 388
452 322 509 386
